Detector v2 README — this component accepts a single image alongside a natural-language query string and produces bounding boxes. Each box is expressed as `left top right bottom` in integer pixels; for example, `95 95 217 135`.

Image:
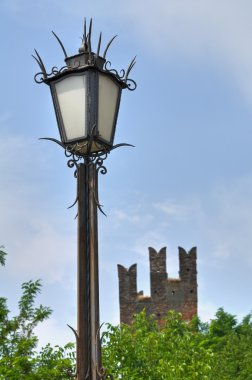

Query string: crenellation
117 263 137 298
179 246 197 282
149 246 167 273
118 246 198 324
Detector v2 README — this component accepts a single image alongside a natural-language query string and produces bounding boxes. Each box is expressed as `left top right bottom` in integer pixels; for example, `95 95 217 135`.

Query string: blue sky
1 0 252 348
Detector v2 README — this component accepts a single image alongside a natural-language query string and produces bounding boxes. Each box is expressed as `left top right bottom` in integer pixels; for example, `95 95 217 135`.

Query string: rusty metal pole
77 161 101 380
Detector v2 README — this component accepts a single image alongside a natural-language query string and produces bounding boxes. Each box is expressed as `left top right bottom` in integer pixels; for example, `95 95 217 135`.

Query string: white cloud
153 201 194 224
117 0 252 106
111 208 153 227
112 209 142 224
154 201 183 217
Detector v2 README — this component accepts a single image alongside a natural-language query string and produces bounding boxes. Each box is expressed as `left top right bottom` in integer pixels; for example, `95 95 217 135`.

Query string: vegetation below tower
0 249 251 379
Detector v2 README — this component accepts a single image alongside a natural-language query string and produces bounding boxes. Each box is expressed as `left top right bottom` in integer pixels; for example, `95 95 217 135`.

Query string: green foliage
209 307 237 338
0 247 6 267
208 309 252 380
102 309 252 380
0 279 75 379
102 310 213 379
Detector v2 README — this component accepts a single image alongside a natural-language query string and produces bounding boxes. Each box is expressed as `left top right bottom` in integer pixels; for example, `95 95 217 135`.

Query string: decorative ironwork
65 324 78 378
67 195 78 210
34 65 69 84
65 147 82 176
97 368 114 380
94 155 107 175
33 18 136 92
39 137 133 173
96 324 114 380
39 137 133 217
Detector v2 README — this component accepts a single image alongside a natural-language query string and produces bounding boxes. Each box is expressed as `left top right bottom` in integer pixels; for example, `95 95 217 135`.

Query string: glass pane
55 75 86 141
98 74 119 143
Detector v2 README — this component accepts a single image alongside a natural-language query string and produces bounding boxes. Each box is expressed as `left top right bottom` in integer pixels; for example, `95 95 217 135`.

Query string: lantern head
33 18 136 157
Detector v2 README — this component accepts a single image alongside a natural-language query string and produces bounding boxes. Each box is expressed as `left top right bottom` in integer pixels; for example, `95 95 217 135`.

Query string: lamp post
33 19 136 380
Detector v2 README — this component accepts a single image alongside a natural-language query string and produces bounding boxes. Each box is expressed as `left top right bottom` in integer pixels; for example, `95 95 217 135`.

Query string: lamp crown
64 52 106 71
33 17 137 92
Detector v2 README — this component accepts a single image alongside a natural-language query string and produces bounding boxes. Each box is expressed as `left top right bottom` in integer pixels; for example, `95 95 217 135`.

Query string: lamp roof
33 18 136 91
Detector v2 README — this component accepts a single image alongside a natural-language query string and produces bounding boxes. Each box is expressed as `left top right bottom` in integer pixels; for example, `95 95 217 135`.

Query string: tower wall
178 246 198 319
118 246 198 324
117 264 139 324
149 247 168 321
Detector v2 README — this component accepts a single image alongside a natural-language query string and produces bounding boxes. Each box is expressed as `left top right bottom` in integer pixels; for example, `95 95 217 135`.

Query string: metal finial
52 31 68 58
32 49 47 78
88 18 92 55
96 32 102 57
32 54 43 72
84 17 87 45
79 17 88 53
103 35 117 59
125 56 136 81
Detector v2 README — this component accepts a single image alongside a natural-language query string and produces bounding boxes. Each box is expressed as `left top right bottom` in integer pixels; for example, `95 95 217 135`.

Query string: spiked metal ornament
33 18 136 157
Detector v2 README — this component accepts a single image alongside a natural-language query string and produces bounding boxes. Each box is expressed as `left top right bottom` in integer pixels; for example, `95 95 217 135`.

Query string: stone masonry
117 246 198 324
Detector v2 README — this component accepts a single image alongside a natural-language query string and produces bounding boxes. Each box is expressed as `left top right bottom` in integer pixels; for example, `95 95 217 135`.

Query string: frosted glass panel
98 74 119 143
55 75 86 141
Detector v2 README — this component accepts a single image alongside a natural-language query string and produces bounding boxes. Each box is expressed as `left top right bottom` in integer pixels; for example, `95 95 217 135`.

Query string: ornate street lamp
33 19 136 380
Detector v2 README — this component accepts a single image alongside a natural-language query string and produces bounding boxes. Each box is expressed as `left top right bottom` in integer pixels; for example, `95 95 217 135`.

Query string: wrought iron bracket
39 137 134 215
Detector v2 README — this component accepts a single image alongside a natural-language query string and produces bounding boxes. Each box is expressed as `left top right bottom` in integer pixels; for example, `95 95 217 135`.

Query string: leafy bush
0 253 75 379
102 309 252 380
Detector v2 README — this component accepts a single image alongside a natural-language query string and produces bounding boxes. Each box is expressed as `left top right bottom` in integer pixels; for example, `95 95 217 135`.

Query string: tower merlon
149 246 167 273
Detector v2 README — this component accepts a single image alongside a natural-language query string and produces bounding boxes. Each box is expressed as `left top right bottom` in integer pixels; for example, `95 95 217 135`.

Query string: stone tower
117 246 197 324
